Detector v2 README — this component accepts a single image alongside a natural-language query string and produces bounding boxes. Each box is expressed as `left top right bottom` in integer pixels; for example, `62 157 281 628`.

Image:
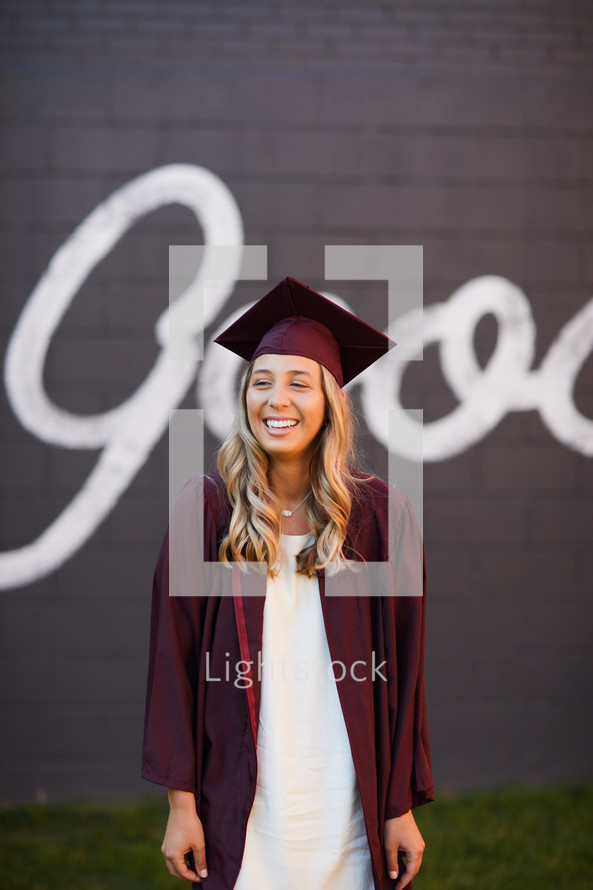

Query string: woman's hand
162 789 208 883
384 809 425 889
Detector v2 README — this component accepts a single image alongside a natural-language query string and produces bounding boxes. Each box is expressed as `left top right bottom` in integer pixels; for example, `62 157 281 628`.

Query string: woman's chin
259 436 313 462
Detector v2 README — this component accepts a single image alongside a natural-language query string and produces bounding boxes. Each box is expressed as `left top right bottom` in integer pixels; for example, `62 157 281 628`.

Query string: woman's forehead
252 354 321 378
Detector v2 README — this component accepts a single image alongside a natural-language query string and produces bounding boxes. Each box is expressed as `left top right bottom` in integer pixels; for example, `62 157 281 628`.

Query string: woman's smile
262 416 300 434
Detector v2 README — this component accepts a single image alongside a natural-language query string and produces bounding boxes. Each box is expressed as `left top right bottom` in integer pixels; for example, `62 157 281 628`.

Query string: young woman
142 277 433 890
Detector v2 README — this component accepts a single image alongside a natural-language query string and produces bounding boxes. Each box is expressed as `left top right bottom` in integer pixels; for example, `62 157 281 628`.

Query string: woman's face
246 353 326 464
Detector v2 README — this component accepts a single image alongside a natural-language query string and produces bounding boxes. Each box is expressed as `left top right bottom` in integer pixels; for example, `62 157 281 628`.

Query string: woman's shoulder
172 472 231 521
174 471 226 497
203 471 228 502
348 466 388 501
347 467 413 519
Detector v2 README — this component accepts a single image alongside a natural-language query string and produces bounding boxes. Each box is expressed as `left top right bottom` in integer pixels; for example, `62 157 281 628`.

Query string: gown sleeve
382 491 434 819
141 476 217 793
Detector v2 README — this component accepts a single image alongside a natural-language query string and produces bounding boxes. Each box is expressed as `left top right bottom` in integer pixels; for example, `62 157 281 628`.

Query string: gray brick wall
0 0 592 802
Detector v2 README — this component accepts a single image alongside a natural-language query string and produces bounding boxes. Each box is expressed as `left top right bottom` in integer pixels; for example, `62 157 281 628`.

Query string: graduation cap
213 276 395 387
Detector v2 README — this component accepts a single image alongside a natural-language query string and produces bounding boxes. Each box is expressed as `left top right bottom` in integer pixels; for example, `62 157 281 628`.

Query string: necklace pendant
281 509 292 517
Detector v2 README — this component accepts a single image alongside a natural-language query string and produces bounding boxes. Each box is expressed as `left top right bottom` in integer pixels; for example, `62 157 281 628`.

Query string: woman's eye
252 380 307 389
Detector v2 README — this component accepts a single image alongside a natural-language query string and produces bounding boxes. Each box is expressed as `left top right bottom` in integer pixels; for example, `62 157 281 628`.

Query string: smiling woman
142 277 433 890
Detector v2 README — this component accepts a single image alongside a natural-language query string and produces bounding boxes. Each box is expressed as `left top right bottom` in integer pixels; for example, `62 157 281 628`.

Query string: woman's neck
268 459 312 504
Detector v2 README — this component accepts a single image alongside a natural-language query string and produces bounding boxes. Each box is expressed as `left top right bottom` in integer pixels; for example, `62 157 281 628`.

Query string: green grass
413 784 593 890
0 785 591 889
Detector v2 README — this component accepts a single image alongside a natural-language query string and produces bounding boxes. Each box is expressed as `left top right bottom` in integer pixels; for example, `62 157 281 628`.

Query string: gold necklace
281 491 311 518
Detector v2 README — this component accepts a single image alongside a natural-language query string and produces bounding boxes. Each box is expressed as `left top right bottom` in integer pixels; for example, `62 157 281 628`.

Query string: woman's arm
142 478 217 883
383 492 433 818
142 477 212 791
379 490 432 888
162 788 208 883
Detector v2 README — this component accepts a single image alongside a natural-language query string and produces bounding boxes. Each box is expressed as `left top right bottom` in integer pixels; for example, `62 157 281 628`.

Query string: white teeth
265 419 298 429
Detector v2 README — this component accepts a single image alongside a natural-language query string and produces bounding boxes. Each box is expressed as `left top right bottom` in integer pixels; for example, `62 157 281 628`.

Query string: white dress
233 533 374 890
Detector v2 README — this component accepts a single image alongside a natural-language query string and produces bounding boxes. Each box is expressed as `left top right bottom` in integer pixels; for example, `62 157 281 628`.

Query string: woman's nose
268 383 291 408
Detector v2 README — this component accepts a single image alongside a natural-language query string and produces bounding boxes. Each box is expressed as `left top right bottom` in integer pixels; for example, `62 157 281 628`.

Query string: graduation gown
142 471 433 890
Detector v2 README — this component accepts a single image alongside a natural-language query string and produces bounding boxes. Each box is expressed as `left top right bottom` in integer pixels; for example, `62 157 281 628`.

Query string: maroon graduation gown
142 471 433 890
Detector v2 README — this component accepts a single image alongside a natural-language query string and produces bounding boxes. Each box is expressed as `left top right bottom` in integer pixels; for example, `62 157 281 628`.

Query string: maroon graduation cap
213 276 395 387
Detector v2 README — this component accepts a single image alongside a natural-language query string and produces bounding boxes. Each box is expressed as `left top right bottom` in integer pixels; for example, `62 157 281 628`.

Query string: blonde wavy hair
216 359 365 577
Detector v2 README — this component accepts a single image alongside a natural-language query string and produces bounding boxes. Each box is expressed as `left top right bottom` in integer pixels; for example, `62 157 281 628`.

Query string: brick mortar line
0 31 590 56
2 168 592 189
0 223 591 245
2 15 589 35
2 54 593 79
3 119 593 140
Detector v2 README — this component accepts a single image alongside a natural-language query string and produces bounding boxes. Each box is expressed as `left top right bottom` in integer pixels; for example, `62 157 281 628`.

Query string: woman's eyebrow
253 368 314 377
